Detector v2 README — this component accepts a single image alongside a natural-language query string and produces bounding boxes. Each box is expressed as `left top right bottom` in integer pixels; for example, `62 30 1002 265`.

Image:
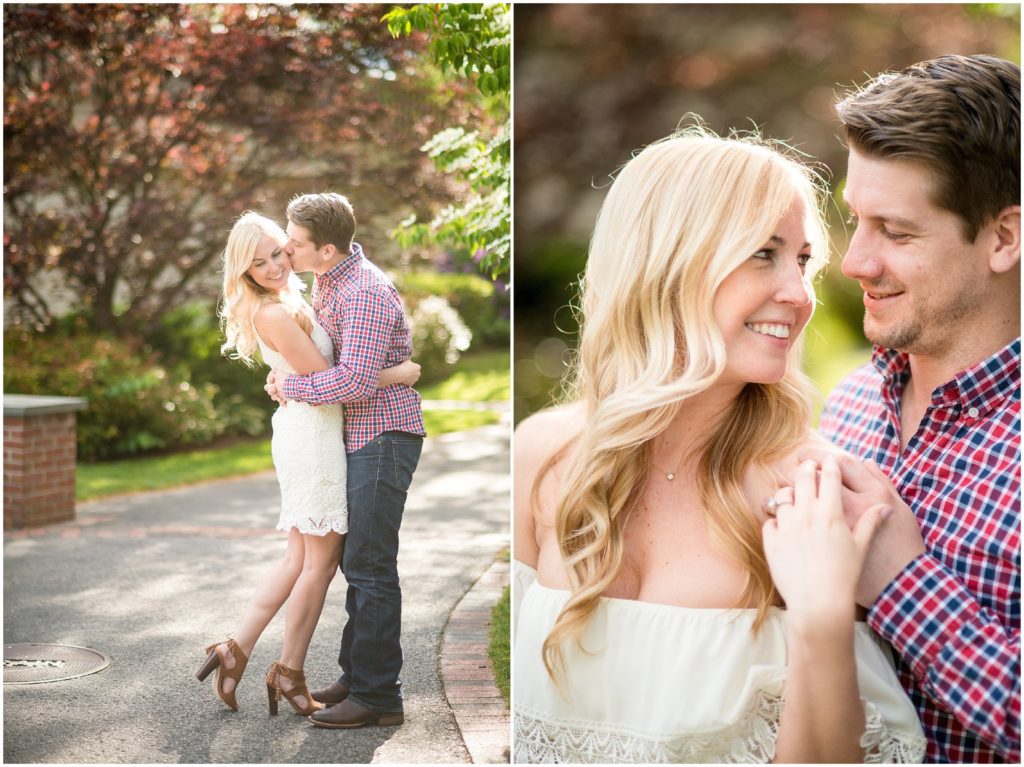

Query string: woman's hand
265 369 289 406
378 360 421 388
762 456 890 630
393 360 421 387
798 449 927 608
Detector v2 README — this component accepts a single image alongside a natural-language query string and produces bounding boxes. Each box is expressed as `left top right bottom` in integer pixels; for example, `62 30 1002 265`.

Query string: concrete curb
441 558 511 764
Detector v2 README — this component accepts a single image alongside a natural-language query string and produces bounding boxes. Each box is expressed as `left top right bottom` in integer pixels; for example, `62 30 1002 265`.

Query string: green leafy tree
383 3 510 281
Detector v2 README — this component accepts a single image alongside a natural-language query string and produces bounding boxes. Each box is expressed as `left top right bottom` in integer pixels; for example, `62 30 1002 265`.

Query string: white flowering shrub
410 295 472 383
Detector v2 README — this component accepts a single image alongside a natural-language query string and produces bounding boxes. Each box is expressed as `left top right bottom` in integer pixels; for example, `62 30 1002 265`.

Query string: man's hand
800 449 926 608
265 368 290 406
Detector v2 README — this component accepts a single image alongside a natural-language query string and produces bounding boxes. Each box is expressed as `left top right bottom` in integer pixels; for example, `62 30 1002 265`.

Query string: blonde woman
196 212 419 717
513 128 927 762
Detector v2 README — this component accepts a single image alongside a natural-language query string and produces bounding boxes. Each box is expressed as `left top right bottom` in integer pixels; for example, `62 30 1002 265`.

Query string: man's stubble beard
863 282 986 357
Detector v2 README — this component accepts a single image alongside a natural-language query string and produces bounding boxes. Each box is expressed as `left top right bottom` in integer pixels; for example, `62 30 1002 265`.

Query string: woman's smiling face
712 196 816 387
245 234 291 292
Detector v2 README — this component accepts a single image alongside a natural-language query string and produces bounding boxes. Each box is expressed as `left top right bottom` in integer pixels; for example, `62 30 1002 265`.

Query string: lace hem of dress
275 518 348 537
514 679 926 764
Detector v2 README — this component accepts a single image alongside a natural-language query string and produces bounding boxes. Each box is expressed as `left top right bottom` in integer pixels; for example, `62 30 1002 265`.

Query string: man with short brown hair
820 55 1020 762
285 192 357 257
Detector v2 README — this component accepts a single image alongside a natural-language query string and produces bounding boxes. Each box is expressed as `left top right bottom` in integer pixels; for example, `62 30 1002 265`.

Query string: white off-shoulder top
513 561 925 764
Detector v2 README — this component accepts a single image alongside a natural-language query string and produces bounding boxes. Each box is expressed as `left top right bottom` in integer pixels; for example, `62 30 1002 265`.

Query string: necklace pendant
666 473 675 481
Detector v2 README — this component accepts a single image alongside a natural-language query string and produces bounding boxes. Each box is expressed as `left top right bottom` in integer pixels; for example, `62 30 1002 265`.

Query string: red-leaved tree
4 3 473 333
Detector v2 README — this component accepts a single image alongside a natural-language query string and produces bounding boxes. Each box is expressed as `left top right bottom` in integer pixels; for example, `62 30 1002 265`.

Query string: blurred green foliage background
513 3 1020 423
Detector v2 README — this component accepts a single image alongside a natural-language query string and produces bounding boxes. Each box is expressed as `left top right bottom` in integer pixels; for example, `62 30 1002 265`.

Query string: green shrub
4 284 500 461
148 302 273 438
4 321 227 461
396 271 509 348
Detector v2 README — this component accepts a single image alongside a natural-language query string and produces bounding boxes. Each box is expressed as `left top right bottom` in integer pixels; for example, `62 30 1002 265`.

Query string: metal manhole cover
4 643 110 685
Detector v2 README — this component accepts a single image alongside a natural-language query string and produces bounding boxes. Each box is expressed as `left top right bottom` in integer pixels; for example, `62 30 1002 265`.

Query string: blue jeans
337 431 423 712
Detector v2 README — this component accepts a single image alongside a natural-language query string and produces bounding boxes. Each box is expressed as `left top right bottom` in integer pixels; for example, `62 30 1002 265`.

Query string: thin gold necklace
651 451 685 481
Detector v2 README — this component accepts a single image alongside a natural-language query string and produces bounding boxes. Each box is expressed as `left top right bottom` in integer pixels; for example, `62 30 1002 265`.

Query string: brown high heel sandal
196 638 249 711
265 661 325 716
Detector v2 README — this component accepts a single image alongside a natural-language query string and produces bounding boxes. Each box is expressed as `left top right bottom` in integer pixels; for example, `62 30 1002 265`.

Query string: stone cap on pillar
4 394 88 417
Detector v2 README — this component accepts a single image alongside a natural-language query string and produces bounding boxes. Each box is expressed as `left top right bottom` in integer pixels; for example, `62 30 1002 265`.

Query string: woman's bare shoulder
514 403 585 468
252 301 293 335
514 403 583 509
515 402 585 437
514 403 584 565
251 303 295 351
253 301 292 327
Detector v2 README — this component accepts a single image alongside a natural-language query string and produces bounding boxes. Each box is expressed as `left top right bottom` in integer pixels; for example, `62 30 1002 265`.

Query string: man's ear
989 204 1020 274
321 243 337 262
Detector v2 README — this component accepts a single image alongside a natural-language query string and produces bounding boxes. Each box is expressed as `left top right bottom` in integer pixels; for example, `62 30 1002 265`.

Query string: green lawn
76 348 510 502
489 584 511 705
419 349 510 402
423 409 499 434
420 348 509 434
77 439 273 501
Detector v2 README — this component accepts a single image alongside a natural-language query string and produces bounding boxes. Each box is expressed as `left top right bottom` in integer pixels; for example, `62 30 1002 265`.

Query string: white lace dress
513 561 926 764
256 321 347 536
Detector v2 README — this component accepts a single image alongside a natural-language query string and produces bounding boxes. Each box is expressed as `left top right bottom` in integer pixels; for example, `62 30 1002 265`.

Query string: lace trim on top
861 698 928 763
514 676 926 764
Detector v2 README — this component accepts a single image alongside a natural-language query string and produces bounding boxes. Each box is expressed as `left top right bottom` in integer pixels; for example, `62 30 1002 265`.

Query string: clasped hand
265 369 289 406
803 450 927 608
763 456 894 626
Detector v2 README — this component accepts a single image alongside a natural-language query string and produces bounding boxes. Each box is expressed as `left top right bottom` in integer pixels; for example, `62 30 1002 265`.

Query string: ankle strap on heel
267 661 306 685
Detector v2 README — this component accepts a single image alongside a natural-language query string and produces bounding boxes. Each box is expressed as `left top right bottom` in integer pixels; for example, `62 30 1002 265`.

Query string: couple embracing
195 193 425 730
514 54 1019 763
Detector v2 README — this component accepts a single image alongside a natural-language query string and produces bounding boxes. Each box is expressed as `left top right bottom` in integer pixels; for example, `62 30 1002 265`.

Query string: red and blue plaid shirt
282 243 425 453
820 339 1021 763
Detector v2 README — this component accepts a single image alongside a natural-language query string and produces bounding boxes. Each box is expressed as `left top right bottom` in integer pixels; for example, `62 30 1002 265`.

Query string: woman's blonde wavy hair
219 211 312 366
542 125 831 682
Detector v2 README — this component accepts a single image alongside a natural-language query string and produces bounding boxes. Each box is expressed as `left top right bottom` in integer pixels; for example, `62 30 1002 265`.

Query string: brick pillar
4 395 87 530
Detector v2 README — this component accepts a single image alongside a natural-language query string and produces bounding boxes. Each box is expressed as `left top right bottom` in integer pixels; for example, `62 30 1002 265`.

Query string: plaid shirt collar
871 337 1021 419
319 242 364 286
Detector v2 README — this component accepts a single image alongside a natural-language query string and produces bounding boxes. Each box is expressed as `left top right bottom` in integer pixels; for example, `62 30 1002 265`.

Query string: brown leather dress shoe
310 680 350 706
308 698 404 729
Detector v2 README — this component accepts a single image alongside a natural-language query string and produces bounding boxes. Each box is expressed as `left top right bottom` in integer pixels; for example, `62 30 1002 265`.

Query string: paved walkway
3 424 510 764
